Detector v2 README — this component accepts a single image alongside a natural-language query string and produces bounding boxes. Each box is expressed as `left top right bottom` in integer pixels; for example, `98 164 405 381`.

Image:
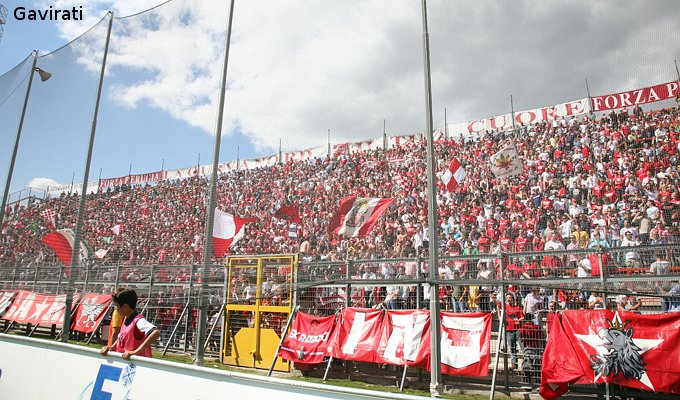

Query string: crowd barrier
1 244 680 397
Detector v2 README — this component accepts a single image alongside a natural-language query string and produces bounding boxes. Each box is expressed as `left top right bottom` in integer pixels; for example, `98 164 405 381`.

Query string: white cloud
46 0 680 155
27 177 60 190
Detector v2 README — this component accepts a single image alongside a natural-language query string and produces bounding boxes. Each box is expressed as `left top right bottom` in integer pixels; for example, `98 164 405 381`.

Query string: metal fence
1 243 680 398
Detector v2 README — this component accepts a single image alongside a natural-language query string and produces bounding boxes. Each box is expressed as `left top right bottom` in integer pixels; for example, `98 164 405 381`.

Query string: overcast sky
1 0 679 192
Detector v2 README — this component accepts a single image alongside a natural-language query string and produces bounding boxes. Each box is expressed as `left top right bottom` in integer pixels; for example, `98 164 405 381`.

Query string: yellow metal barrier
222 254 296 372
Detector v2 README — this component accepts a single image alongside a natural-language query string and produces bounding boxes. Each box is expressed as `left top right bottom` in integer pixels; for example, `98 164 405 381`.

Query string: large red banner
1 290 82 327
72 293 112 334
374 309 430 368
278 312 335 364
438 312 492 377
592 80 680 111
328 308 383 362
540 310 680 399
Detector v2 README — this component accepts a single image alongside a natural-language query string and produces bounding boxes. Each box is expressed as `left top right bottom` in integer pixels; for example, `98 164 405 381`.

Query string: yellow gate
222 254 296 372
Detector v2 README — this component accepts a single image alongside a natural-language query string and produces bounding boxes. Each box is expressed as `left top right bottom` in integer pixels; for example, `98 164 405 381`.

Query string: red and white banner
448 98 590 137
329 308 383 363
279 312 335 364
0 291 16 317
439 312 492 377
441 158 466 192
592 80 680 112
540 310 680 399
375 309 430 367
329 196 393 237
71 293 112 334
45 182 99 196
99 171 164 189
333 137 384 158
212 209 257 257
2 290 81 326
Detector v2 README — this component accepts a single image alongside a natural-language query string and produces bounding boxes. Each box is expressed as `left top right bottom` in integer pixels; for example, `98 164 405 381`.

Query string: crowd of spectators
1 105 680 281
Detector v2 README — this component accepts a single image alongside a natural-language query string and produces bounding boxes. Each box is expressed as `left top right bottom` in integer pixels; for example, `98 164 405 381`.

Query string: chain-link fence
1 244 680 397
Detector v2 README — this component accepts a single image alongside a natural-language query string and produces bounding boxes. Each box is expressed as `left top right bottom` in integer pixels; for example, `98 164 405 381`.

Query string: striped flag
329 196 393 237
42 228 91 267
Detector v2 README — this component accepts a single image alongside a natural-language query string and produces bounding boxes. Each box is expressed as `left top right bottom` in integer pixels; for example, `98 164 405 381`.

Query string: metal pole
420 0 442 396
62 13 113 342
162 300 189 356
585 79 595 116
183 265 196 353
383 119 387 150
279 138 282 164
489 256 507 398
236 146 240 171
345 258 352 309
203 304 225 352
510 95 517 134
69 172 75 194
267 305 298 377
196 0 235 366
327 129 331 159
0 52 39 232
444 108 448 140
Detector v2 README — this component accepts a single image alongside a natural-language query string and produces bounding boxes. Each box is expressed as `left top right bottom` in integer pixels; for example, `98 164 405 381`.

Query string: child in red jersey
100 289 160 360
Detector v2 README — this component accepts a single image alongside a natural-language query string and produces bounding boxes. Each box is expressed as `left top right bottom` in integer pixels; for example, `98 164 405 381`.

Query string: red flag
72 293 112 333
540 310 680 399
441 158 466 191
438 312 492 376
212 209 257 257
274 205 302 225
278 312 335 364
375 309 430 368
328 307 383 363
328 196 393 237
42 229 90 267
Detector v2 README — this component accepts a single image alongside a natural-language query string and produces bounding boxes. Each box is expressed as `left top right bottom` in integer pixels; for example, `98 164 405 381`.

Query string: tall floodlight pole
420 0 442 396
196 0 236 366
0 52 42 234
62 12 114 342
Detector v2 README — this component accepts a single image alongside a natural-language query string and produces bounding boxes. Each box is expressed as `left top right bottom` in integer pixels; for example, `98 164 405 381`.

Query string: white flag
489 146 522 178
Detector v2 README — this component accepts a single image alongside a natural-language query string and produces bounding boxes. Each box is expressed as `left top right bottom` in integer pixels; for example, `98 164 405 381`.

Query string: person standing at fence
502 294 524 370
523 287 543 320
101 289 160 359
